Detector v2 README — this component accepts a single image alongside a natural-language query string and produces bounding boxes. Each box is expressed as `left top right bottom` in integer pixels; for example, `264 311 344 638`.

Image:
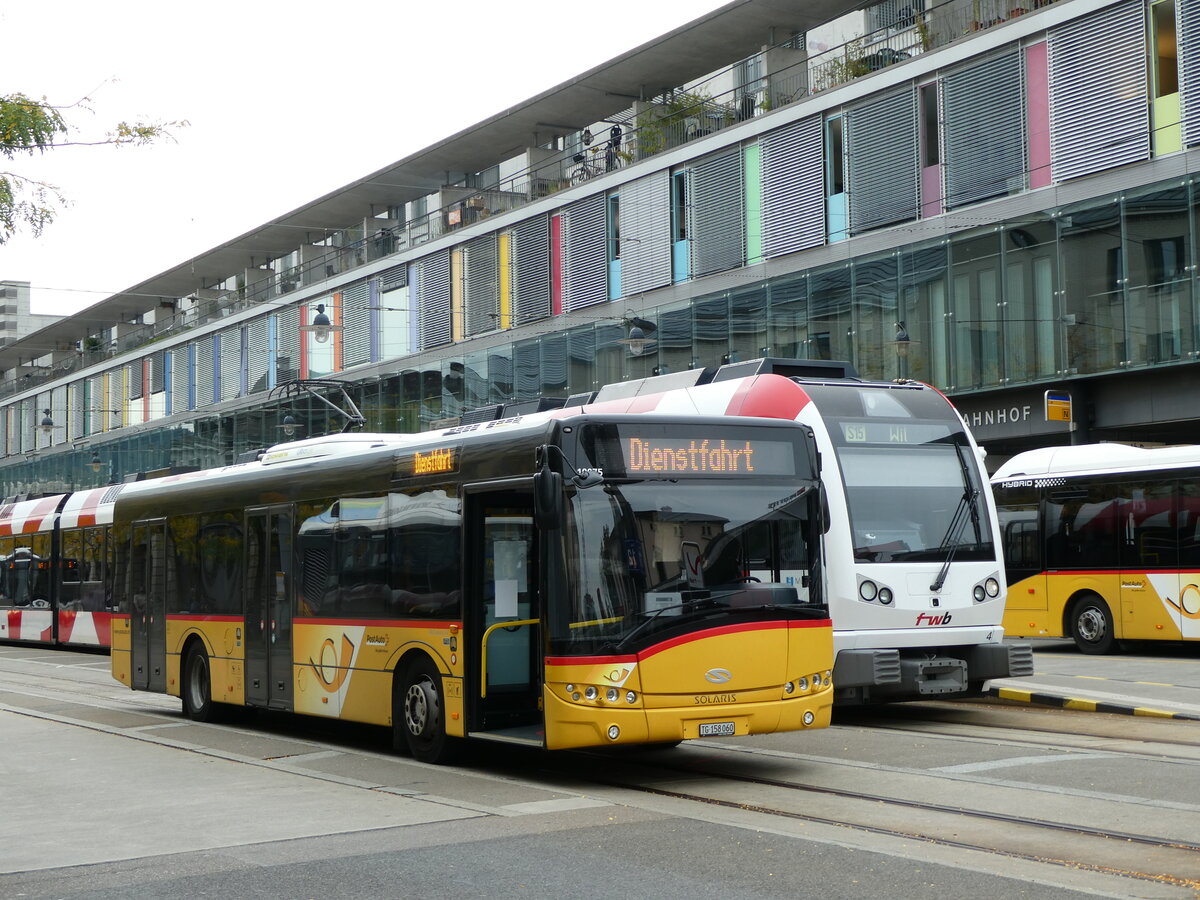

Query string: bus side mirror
534 450 563 531
819 485 832 535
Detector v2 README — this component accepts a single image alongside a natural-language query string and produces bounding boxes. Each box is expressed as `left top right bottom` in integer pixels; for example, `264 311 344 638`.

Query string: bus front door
129 520 167 692
464 487 543 746
244 507 294 710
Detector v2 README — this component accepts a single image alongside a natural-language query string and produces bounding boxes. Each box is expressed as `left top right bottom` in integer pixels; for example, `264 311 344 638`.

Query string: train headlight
878 587 893 605
985 577 1001 598
585 686 598 700
606 687 619 702
973 584 987 602
626 690 637 704
608 725 620 740
858 580 878 601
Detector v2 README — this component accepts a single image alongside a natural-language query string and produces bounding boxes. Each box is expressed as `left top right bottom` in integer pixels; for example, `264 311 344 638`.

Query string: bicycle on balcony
570 125 624 185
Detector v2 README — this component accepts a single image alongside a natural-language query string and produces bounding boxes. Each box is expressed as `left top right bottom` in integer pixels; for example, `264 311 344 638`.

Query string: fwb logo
915 612 953 626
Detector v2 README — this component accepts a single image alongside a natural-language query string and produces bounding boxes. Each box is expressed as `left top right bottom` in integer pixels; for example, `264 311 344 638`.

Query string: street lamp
300 303 342 344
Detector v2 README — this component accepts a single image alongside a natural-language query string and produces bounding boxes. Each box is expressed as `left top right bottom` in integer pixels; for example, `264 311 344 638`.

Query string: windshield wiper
929 444 982 593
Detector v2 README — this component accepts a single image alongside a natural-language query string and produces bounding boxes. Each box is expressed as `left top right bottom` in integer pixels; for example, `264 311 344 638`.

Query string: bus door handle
479 618 538 699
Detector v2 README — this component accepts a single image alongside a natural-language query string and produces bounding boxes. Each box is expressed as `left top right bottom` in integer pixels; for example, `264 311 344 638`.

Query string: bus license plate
699 721 736 737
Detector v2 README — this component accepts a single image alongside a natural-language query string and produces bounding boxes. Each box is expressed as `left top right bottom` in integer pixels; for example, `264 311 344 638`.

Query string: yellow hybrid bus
992 443 1200 653
111 409 834 761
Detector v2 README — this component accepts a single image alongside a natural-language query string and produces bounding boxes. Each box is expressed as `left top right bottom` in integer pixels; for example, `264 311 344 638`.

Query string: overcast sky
2 0 729 315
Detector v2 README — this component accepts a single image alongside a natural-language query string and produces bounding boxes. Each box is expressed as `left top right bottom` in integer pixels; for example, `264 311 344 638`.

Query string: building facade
3 0 1200 496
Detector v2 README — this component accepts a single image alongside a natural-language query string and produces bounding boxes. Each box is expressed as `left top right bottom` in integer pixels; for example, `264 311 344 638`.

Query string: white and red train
0 487 117 648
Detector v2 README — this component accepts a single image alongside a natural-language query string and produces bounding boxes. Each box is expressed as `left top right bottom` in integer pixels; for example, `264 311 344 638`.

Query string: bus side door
244 507 294 710
463 485 543 744
129 520 167 692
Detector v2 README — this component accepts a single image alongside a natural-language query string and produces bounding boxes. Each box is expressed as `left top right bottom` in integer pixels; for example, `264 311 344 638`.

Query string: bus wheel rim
1078 608 1105 642
405 680 433 736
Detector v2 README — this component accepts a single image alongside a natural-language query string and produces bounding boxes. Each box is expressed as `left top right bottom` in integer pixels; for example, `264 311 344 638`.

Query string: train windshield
805 383 995 564
550 422 822 655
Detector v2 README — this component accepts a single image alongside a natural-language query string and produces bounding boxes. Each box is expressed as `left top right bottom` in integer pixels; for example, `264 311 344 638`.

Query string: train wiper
929 488 978 593
929 443 982 593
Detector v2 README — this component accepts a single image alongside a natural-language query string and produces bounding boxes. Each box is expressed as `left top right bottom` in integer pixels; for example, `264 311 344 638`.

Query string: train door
463 486 543 745
244 506 294 709
129 519 167 692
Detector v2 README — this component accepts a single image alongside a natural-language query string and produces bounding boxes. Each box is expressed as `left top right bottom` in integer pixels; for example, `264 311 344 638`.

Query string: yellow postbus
992 443 1200 653
111 410 834 762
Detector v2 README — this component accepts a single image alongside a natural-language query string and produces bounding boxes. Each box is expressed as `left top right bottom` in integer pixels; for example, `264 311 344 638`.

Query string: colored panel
551 213 563 316
498 231 512 330
1026 42 1052 188
451 248 464 343
744 143 762 265
1154 92 1182 154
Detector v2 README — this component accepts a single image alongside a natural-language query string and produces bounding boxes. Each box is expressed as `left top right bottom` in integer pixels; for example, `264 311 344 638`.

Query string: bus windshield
803 383 994 564
554 479 818 655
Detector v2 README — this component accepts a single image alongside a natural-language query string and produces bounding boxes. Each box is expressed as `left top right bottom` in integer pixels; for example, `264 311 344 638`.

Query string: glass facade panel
949 231 1002 389
1060 197 1124 374
768 274 807 359
729 286 767 364
852 253 899 381
1123 185 1191 365
808 265 852 362
1003 219 1060 383
656 303 694 375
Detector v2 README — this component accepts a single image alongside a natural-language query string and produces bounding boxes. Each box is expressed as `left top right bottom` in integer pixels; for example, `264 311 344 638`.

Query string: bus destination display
622 436 796 476
840 421 952 445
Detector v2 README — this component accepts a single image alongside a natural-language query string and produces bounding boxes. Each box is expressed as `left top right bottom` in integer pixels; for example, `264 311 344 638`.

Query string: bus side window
1180 481 1200 567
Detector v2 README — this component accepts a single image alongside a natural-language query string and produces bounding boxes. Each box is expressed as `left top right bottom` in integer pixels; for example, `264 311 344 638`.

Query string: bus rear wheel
182 643 218 722
398 658 458 764
1071 595 1115 655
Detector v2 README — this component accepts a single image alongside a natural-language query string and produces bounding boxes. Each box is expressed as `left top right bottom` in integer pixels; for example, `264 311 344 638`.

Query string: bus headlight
973 584 987 602
858 580 878 601
878 587 893 605
608 725 620 740
585 686 598 700
784 680 795 694
796 676 809 691
803 711 815 726
626 690 637 704
985 577 1000 598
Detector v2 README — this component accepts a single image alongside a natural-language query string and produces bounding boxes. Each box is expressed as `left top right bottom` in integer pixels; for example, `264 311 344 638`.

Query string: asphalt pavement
987 638 1200 720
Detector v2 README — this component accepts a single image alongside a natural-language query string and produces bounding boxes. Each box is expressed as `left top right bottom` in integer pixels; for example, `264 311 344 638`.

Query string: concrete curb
985 685 1200 721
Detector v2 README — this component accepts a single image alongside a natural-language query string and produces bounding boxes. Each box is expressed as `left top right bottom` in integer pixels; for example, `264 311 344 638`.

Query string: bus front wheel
182 643 218 721
399 658 458 764
1071 596 1115 655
